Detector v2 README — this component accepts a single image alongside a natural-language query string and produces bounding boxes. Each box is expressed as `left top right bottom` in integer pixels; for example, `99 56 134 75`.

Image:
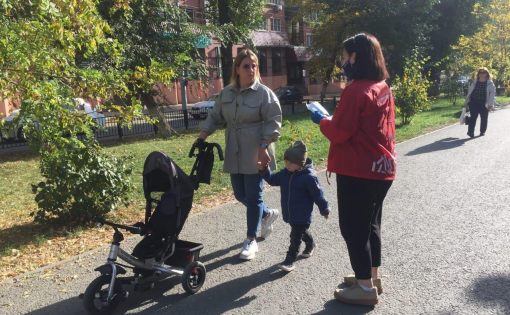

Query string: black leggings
468 102 489 135
337 175 392 280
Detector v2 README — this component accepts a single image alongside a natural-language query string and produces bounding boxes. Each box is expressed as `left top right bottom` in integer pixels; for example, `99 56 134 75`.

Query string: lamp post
181 70 189 129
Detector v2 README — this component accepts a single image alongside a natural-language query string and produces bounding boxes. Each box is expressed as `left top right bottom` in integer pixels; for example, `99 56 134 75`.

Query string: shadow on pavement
26 243 286 315
467 274 510 314
312 299 374 315
406 137 472 156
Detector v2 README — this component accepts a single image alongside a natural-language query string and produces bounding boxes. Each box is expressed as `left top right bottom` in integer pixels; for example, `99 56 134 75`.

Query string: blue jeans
230 174 269 238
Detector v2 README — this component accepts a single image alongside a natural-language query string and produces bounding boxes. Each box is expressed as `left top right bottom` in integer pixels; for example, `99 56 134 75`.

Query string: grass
0 96 508 279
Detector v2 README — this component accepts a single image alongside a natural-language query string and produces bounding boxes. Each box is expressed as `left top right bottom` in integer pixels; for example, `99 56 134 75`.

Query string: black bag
189 141 224 188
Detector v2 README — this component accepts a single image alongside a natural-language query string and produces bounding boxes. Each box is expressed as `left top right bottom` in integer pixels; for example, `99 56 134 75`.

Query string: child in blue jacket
260 140 330 272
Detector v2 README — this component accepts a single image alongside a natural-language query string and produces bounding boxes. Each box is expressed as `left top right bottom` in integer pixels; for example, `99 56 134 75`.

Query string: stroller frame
83 149 210 314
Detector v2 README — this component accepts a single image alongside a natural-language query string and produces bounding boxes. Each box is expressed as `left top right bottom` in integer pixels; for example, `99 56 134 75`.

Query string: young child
260 140 330 272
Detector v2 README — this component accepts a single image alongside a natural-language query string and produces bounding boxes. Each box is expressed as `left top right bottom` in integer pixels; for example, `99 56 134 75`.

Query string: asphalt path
1 108 509 314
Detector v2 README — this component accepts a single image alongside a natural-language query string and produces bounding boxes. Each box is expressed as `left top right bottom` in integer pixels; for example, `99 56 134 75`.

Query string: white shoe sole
239 252 257 260
278 264 295 272
260 210 279 239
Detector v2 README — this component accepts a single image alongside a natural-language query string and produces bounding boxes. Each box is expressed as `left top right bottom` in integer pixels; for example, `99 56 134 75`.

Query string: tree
96 0 209 137
393 49 432 125
451 1 510 86
287 0 438 98
0 1 136 226
204 0 265 86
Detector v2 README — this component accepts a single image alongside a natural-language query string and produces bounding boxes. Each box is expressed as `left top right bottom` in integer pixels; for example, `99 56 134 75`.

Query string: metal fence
0 98 338 152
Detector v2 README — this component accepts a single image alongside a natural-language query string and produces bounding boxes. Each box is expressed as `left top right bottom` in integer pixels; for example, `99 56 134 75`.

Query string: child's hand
257 161 268 171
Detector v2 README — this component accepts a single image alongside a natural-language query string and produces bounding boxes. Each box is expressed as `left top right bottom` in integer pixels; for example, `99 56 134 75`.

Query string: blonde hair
476 67 492 80
230 48 260 87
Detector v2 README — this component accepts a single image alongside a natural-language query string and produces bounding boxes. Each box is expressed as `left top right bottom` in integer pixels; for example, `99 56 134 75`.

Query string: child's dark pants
284 224 314 264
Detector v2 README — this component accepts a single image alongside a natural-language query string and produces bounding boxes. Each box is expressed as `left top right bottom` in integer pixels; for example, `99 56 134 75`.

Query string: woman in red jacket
311 33 396 306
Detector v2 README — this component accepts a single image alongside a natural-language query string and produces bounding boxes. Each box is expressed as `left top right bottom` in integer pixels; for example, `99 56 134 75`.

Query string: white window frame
267 0 282 5
306 34 313 47
270 18 281 32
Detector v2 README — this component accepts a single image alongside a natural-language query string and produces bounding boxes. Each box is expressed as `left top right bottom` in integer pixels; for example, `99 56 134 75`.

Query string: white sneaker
239 239 258 260
260 209 279 239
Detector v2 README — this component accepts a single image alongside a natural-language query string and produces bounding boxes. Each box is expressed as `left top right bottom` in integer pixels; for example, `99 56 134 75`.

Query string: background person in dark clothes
310 33 396 306
464 67 496 138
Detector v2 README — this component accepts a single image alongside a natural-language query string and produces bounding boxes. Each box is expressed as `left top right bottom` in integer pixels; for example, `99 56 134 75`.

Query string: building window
258 49 267 76
270 18 281 32
306 34 313 47
207 47 221 79
272 49 282 75
267 0 282 4
185 8 194 22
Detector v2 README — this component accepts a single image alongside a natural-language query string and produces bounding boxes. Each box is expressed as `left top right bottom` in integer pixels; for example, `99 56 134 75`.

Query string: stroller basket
165 240 204 268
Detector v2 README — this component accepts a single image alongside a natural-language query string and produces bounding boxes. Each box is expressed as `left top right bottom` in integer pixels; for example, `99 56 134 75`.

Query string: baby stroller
83 141 223 314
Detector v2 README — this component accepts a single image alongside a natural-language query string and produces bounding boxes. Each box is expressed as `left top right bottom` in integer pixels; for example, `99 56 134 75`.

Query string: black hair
343 33 389 81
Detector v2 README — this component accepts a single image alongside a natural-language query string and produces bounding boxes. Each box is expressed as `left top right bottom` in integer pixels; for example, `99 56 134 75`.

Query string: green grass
0 96 507 256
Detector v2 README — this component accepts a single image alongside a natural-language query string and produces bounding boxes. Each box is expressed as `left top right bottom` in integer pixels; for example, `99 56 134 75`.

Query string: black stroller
83 141 223 314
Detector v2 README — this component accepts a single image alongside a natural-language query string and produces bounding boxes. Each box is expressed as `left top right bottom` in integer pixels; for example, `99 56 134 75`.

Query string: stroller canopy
143 151 194 201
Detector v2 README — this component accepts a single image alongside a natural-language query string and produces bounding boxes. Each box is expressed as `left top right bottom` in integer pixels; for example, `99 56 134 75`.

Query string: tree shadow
311 299 375 315
0 222 58 256
405 137 472 156
467 274 510 314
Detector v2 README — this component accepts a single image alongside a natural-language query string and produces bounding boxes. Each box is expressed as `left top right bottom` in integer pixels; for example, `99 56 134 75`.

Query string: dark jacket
261 159 329 225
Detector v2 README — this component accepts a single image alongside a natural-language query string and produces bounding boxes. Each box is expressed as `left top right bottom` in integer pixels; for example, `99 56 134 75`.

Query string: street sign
194 35 212 48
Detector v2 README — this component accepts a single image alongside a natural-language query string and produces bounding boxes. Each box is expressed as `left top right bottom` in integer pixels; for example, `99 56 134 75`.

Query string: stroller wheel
83 275 126 314
181 261 206 294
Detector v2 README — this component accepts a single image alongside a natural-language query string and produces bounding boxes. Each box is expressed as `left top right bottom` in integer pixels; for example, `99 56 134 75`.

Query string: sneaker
467 132 474 138
301 243 316 258
480 132 485 136
260 209 279 239
334 284 378 306
278 262 295 272
343 275 383 294
239 239 258 260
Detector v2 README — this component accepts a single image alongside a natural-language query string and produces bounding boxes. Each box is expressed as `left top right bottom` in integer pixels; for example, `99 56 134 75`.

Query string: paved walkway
1 108 510 314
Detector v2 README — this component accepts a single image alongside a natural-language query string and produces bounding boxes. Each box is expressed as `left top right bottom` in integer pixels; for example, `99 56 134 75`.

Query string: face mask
342 61 355 81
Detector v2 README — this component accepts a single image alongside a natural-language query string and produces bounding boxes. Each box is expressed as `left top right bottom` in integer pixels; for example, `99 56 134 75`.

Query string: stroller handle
97 219 143 235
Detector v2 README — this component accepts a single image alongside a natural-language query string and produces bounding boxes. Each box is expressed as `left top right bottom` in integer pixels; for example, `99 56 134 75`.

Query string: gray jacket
200 81 282 174
464 79 496 110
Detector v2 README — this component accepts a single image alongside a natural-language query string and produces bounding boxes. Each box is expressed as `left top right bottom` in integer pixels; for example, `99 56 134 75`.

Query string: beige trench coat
200 81 282 174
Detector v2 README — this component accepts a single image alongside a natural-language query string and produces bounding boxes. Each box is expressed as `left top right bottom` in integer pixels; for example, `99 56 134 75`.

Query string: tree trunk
218 0 233 87
220 45 233 87
140 92 175 138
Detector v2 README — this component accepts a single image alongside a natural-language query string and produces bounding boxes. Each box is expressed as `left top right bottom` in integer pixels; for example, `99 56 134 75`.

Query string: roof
251 31 290 47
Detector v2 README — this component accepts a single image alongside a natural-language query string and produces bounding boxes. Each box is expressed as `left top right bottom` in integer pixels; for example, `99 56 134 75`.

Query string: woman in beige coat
196 48 282 260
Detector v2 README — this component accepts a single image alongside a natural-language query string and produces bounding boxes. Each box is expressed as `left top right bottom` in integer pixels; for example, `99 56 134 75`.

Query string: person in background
311 33 396 306
464 67 496 138
196 48 282 260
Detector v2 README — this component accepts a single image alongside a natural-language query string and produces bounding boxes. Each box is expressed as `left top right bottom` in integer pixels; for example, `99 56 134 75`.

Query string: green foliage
393 50 432 125
0 1 140 226
31 143 133 226
451 0 510 83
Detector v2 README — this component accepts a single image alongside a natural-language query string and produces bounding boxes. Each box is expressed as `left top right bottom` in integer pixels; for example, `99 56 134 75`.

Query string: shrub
31 143 133 226
393 49 432 125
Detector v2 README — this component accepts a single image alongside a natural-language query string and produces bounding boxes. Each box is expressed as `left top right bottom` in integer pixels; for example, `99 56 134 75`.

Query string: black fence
0 98 338 152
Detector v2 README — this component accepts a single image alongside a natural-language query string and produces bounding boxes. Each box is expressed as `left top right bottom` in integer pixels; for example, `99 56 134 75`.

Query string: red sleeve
319 86 365 145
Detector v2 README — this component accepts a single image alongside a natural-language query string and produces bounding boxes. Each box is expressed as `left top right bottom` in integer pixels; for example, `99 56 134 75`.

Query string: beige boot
342 275 383 294
334 283 378 306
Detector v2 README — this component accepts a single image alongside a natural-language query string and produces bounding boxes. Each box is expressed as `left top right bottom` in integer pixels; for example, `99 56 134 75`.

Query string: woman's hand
258 147 271 169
